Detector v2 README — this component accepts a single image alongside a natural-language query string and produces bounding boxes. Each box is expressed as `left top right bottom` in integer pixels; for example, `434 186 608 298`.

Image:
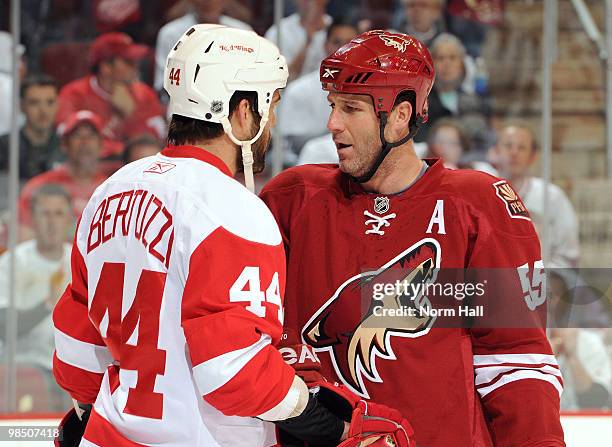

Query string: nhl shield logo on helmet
210 100 223 114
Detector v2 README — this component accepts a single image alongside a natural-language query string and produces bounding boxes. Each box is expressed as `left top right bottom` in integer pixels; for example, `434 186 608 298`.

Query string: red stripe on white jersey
83 409 149 447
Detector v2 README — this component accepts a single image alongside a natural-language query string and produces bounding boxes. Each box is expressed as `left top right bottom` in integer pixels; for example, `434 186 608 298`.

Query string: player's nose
327 108 344 134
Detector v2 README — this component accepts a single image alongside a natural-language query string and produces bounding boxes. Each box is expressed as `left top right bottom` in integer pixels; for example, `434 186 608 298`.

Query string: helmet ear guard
164 25 287 192
320 30 435 183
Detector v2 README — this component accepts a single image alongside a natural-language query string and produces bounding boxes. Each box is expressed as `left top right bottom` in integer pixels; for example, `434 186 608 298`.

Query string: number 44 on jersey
230 266 283 323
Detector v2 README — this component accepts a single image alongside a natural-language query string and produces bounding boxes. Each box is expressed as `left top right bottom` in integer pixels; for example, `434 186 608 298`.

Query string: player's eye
328 102 335 109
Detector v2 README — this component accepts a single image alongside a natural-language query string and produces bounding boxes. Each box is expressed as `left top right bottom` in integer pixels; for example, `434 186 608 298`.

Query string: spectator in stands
265 0 331 81
297 134 336 165
0 75 62 182
123 134 163 164
426 118 497 175
19 111 109 238
57 32 166 158
445 0 499 57
154 0 253 91
0 31 26 137
417 33 490 151
492 124 580 268
279 16 359 163
393 0 445 47
0 184 72 410
551 328 611 410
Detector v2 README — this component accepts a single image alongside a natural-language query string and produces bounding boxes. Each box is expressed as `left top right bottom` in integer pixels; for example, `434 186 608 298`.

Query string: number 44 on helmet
163 24 288 192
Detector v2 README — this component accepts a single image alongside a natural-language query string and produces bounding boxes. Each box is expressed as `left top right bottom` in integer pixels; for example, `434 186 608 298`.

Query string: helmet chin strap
352 113 424 184
220 109 269 193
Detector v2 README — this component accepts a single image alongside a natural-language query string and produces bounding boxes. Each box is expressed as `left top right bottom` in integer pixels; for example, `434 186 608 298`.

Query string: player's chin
338 160 361 177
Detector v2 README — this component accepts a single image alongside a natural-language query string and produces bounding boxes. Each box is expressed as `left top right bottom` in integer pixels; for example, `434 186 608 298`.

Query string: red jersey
57 76 165 155
260 159 565 447
19 164 109 226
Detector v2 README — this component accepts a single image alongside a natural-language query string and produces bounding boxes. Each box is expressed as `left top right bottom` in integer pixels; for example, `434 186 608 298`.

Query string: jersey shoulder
93 155 282 246
440 168 533 226
441 168 508 205
263 164 342 194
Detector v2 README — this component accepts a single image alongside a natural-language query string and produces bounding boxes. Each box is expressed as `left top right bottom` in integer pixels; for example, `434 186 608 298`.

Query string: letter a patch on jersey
144 162 177 175
492 180 531 220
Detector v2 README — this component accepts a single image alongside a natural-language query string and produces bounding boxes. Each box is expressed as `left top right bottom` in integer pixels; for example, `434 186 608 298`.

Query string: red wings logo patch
301 239 441 397
144 161 176 174
493 180 530 220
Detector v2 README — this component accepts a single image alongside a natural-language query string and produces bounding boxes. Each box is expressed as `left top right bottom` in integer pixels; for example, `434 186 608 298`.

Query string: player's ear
394 100 413 127
229 98 254 139
387 100 413 140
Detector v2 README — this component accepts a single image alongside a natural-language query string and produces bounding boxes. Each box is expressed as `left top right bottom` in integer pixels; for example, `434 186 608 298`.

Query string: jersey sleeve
181 225 297 419
52 227 113 404
466 179 565 446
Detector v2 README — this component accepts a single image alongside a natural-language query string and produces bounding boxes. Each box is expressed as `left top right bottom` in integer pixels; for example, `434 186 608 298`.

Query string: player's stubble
338 122 383 179
236 116 272 174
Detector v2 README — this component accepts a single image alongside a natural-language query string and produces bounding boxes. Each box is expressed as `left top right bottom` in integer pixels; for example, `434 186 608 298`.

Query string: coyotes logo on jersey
302 238 441 397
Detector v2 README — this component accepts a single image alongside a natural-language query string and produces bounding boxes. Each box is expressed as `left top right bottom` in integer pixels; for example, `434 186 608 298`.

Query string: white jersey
264 13 331 80
518 177 580 268
278 70 329 142
53 146 295 446
0 240 70 370
297 133 337 166
558 330 612 410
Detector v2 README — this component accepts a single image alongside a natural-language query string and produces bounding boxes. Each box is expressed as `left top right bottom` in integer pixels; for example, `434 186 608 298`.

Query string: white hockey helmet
164 24 288 191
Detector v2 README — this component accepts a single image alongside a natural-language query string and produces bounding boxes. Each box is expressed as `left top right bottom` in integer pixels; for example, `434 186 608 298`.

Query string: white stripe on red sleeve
55 328 113 374
473 353 563 398
192 334 271 396
473 353 559 366
476 370 563 398
474 364 562 386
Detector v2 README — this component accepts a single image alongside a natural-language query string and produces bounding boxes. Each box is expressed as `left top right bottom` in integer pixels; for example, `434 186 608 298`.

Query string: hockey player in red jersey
261 30 566 446
52 25 415 447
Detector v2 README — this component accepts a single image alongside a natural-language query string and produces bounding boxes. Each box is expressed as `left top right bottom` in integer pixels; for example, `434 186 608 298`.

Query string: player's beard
236 119 271 174
338 131 382 179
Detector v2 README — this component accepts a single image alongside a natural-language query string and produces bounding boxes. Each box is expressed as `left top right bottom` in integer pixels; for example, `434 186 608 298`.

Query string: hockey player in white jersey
52 25 414 447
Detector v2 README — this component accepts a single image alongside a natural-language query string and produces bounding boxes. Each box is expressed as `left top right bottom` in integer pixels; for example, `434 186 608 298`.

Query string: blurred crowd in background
0 0 610 414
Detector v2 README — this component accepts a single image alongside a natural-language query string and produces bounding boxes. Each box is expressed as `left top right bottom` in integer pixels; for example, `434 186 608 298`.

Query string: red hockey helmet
320 30 434 122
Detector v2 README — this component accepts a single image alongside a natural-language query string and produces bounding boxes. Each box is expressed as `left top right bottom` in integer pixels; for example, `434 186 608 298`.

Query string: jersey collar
343 158 442 196
161 145 233 177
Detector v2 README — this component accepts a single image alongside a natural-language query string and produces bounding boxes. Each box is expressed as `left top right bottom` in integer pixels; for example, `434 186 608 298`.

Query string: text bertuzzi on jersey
86 188 174 267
